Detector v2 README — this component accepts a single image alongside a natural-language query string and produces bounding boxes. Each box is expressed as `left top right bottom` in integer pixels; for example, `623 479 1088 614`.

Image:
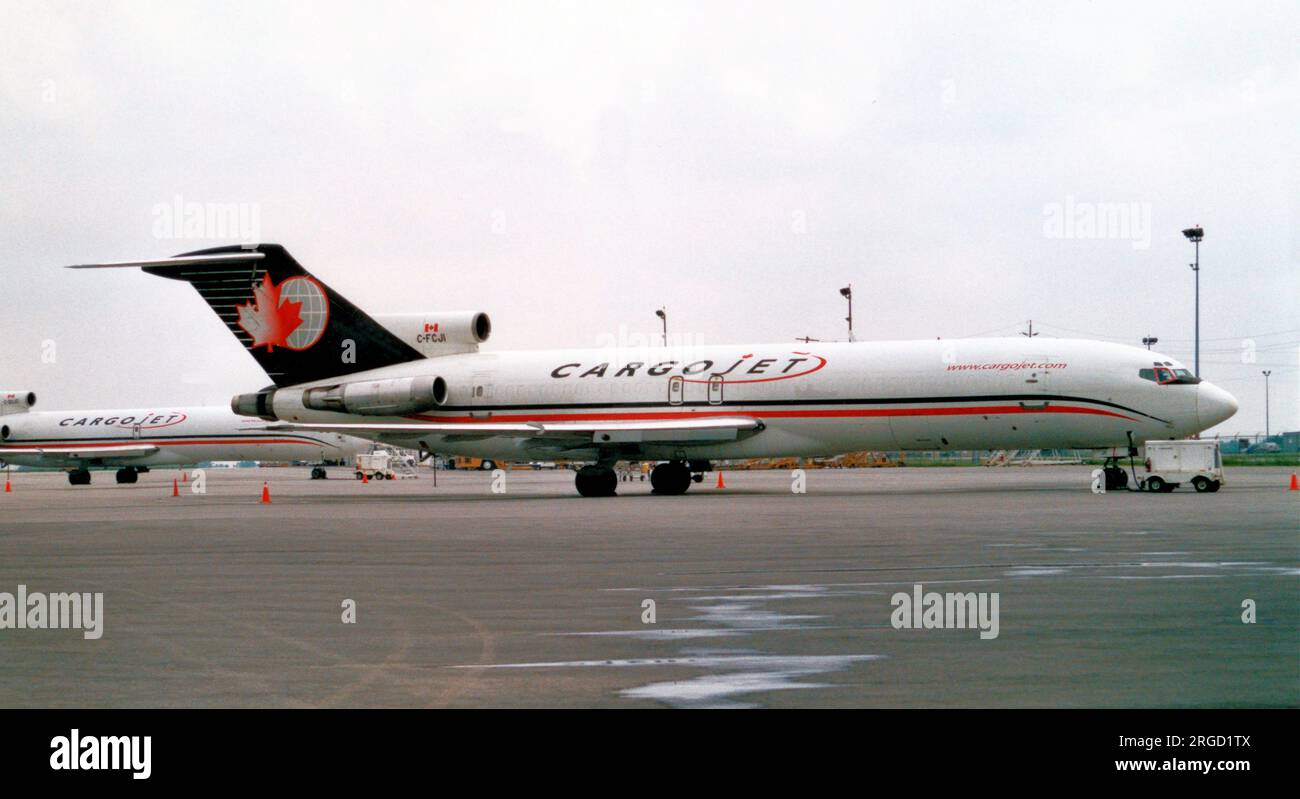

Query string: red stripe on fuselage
409 405 1135 424
2 438 323 450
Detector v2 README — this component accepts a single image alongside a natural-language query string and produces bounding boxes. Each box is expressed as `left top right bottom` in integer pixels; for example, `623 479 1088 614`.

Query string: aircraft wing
0 444 160 464
264 417 764 444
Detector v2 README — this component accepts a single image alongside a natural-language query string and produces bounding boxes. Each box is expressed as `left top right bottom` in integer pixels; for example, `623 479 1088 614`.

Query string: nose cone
1197 381 1239 430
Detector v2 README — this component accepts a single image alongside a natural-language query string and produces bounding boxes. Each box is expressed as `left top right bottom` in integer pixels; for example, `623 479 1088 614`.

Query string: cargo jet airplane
0 393 365 485
68 245 1238 496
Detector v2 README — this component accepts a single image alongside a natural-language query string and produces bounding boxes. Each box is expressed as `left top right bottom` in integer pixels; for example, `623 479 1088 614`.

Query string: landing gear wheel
650 461 692 495
68 469 91 486
1103 465 1128 491
1192 476 1212 493
311 467 327 480
575 465 618 497
114 467 138 484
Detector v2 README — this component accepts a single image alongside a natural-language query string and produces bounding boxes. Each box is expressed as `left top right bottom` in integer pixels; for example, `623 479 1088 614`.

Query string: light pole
1262 370 1272 439
1182 226 1203 377
1142 336 1158 350
840 285 853 342
655 307 666 346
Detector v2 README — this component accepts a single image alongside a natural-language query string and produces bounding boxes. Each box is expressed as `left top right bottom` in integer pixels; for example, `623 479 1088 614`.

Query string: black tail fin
145 244 424 387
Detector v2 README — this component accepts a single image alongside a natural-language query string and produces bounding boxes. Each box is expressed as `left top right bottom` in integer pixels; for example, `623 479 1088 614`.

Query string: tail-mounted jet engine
373 311 491 357
233 377 448 421
302 376 448 416
0 391 36 416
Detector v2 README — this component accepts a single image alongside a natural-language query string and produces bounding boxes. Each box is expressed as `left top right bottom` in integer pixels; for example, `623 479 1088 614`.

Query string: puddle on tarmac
458 653 882 709
468 583 882 706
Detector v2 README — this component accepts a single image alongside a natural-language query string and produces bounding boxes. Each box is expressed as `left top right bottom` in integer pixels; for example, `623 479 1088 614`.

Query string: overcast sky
2 1 1296 436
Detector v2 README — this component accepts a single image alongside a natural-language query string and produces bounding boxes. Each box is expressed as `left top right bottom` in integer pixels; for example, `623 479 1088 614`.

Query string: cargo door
469 370 495 418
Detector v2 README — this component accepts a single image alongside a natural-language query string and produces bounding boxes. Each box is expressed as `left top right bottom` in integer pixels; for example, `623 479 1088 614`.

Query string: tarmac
0 464 1295 707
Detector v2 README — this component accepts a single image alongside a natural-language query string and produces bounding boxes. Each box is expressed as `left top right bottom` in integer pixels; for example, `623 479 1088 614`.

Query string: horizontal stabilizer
66 252 266 269
66 244 426 387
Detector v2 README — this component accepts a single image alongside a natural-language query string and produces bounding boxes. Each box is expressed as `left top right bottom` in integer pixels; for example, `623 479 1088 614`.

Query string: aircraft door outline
668 375 684 406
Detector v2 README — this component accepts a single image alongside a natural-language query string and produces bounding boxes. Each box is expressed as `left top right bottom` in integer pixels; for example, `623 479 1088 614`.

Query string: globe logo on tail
235 274 330 351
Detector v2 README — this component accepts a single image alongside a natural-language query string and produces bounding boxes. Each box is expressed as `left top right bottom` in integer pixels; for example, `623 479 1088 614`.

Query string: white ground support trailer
354 452 396 481
1141 440 1224 493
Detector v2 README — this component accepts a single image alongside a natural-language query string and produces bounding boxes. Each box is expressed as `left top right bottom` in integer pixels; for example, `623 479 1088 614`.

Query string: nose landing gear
1100 457 1128 491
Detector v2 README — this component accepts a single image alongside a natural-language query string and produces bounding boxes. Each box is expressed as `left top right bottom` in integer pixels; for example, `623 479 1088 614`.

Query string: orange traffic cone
1290 472 1298 491
715 471 726 489
181 471 188 483
4 476 10 493
172 479 180 497
261 482 271 504
362 472 369 484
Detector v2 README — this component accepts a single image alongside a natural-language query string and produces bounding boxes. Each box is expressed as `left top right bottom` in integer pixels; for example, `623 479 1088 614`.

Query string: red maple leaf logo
236 274 304 351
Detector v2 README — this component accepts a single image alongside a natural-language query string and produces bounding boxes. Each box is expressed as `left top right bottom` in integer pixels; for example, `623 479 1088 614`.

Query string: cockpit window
1161 368 1201 384
1143 366 1201 385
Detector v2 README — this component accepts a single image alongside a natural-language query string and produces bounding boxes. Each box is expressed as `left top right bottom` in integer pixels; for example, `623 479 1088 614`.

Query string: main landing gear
68 468 92 486
650 461 693 495
114 467 140 484
573 459 710 497
648 460 708 495
575 465 618 497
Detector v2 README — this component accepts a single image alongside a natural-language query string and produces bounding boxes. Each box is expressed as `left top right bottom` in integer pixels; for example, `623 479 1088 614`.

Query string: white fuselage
259 338 1237 462
0 405 364 469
